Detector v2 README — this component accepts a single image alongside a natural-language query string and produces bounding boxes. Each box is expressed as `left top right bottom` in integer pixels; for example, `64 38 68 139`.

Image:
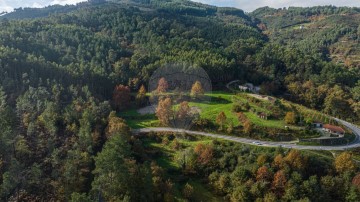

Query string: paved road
133 120 360 151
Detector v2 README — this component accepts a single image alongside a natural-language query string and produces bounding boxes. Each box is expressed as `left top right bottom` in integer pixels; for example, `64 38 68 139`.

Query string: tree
92 132 152 201
190 81 204 99
264 192 277 202
182 183 194 199
256 166 272 182
273 154 284 169
216 112 227 130
352 173 360 188
272 170 287 197
284 112 297 124
335 152 356 173
112 85 131 111
194 143 213 166
106 111 131 139
230 185 250 202
156 98 173 126
176 101 191 120
243 120 253 134
257 154 268 166
136 84 147 107
284 149 306 171
157 77 168 93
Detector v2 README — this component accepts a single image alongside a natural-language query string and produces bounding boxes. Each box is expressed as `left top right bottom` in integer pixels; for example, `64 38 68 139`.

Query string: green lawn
121 91 289 130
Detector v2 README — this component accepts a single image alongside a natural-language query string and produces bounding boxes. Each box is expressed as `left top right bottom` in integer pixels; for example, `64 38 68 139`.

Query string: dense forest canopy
0 0 359 201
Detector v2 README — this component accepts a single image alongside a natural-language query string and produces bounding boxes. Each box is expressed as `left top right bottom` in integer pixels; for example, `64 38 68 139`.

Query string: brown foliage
194 143 214 165
284 149 307 170
352 173 360 188
156 97 173 126
273 154 284 169
157 77 168 93
176 101 191 120
216 111 227 130
272 170 287 197
112 85 131 111
256 166 272 182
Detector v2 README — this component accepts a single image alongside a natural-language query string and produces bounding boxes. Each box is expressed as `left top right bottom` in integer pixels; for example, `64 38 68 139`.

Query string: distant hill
251 6 360 68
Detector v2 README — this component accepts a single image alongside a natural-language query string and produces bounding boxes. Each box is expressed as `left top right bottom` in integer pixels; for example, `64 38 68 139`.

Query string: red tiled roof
323 124 345 134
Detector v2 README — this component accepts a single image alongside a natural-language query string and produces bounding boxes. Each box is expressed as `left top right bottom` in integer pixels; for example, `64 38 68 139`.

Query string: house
257 112 268 120
239 83 261 93
313 122 323 128
322 124 345 137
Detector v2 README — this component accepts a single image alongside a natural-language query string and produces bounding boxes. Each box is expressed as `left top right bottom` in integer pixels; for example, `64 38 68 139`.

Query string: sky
1 0 360 13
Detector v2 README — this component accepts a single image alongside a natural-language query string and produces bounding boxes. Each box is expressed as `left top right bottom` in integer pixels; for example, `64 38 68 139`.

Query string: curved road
133 80 360 151
133 119 360 151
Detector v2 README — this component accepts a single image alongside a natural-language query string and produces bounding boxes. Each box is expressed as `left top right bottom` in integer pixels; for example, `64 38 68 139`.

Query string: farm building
322 124 345 137
257 112 268 120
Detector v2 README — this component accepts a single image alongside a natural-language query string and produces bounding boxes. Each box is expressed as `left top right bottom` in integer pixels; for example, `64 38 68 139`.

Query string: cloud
193 0 360 11
50 0 86 5
0 0 86 12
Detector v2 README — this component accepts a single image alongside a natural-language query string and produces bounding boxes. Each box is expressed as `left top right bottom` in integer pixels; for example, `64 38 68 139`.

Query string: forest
0 0 359 201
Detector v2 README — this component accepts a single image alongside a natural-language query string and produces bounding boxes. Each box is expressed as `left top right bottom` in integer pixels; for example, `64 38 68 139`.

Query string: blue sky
1 0 360 13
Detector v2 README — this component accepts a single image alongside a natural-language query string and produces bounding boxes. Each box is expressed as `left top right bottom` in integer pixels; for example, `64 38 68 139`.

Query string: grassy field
121 91 289 130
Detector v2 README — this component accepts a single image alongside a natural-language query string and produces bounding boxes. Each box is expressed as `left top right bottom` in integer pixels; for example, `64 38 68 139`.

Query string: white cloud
50 0 86 5
0 0 86 13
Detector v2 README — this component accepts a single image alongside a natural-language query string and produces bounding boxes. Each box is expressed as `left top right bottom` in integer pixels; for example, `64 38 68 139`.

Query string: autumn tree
194 143 213 166
112 85 131 111
156 98 173 126
136 85 147 107
273 154 285 169
243 120 253 134
256 166 272 182
190 81 204 99
272 170 287 197
237 112 248 123
157 77 168 93
285 112 297 124
176 101 191 120
352 173 360 189
216 112 227 131
335 152 356 173
284 149 306 171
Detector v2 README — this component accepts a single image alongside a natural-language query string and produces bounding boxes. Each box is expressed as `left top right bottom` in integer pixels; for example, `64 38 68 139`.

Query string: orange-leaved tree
156 97 173 126
112 84 131 111
157 77 168 93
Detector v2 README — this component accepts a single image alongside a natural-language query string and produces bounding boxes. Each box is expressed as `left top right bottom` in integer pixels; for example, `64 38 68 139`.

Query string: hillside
251 6 360 68
0 1 359 201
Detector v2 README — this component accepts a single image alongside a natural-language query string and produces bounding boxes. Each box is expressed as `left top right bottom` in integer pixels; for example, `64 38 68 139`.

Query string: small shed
257 112 268 120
